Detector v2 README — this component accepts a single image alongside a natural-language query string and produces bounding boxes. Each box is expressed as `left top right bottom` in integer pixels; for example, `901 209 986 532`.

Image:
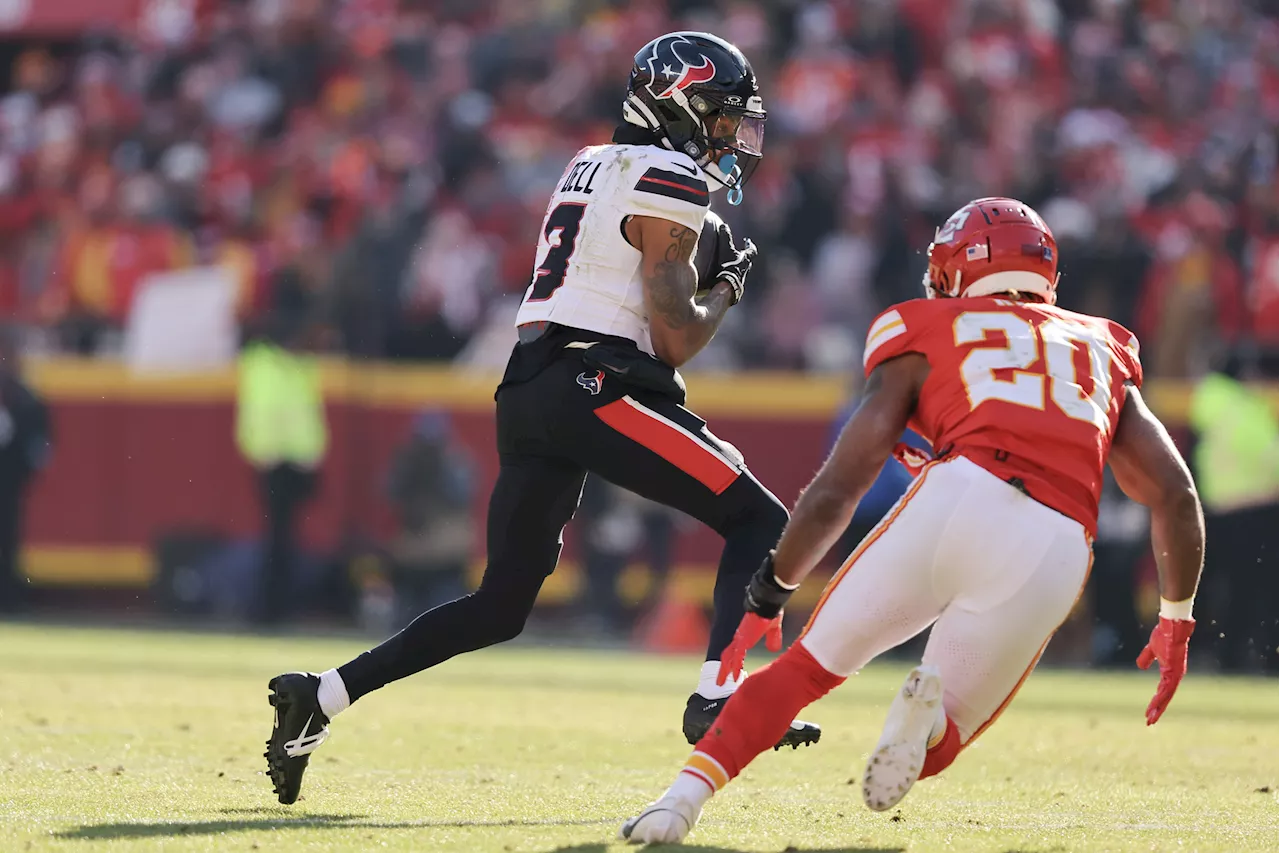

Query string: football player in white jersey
262 32 820 807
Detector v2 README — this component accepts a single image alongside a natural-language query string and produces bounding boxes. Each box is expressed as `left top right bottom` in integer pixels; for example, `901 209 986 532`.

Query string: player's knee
729 482 788 535
794 634 862 680
487 616 526 644
477 605 527 645
757 490 789 533
468 587 535 646
741 643 844 698
781 643 845 695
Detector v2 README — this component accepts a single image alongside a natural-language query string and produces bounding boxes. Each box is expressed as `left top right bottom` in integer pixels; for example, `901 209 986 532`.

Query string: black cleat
681 693 821 750
265 672 330 804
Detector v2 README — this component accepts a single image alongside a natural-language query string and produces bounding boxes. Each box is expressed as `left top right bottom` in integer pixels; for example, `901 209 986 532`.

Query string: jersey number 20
955 311 1114 432
528 202 587 302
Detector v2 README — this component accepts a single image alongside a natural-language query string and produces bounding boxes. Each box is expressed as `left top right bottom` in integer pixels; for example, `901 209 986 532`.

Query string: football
694 209 729 296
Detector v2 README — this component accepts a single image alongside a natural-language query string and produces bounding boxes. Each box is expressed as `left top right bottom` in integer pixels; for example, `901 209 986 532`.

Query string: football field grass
0 623 1275 853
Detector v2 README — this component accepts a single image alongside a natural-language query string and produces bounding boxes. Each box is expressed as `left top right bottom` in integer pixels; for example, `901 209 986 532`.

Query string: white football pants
799 455 1093 742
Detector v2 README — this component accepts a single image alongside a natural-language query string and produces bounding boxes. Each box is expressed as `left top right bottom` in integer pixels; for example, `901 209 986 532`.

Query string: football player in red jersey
621 197 1205 844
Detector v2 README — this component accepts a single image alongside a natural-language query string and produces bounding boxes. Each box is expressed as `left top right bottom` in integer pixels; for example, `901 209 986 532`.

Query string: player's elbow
1158 480 1202 524
1137 460 1202 527
649 327 691 367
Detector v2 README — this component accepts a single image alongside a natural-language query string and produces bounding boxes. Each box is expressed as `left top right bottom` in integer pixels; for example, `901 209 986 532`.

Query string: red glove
893 442 933 478
1136 617 1195 725
716 612 783 686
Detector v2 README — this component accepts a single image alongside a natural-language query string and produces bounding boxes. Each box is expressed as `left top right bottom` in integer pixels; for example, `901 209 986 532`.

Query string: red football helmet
923 197 1059 302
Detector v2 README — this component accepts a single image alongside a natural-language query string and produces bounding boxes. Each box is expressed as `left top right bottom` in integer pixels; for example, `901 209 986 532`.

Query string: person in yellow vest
235 315 327 627
1189 347 1279 673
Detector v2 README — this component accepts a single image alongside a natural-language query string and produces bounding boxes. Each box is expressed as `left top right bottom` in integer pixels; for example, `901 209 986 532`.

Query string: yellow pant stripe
684 751 729 790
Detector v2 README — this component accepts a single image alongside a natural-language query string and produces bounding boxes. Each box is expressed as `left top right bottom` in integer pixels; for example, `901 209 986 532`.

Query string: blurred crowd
0 0 1274 376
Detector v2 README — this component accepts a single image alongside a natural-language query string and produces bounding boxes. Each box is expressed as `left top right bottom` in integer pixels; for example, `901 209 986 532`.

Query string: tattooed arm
625 215 735 367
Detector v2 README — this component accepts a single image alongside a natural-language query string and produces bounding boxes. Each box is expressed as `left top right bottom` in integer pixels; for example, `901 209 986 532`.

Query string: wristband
774 574 799 591
1159 597 1194 621
743 551 794 619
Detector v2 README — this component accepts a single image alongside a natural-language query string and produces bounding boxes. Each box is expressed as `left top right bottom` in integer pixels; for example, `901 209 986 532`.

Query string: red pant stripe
595 396 739 494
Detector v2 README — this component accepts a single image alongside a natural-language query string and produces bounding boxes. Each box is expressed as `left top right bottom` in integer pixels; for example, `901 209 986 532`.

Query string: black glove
694 210 735 295
743 551 794 620
717 238 756 306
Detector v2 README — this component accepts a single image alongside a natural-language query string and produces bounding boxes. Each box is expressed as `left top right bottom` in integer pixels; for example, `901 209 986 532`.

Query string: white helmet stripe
624 94 662 131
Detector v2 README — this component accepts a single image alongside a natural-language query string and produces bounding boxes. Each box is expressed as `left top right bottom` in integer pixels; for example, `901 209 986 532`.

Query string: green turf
0 623 1274 853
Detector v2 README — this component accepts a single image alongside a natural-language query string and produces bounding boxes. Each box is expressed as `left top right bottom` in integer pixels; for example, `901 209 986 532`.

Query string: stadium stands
0 0 1271 375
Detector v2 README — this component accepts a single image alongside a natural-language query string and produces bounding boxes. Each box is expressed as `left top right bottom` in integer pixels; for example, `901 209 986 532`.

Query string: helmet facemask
693 98 765 204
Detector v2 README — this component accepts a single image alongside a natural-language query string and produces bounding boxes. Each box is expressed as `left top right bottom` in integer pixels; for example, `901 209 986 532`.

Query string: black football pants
338 352 788 701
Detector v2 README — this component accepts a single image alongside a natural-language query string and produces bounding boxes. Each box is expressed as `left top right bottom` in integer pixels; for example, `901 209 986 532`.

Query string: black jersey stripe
635 167 710 206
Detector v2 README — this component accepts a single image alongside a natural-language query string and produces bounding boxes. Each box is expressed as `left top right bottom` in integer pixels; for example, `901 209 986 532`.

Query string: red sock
918 716 961 780
695 643 844 781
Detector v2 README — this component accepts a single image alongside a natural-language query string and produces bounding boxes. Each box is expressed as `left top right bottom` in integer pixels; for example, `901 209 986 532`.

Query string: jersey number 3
954 311 1114 431
528 202 587 302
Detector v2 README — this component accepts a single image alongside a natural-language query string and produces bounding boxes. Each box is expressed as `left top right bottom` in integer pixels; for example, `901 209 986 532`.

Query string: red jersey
863 297 1143 537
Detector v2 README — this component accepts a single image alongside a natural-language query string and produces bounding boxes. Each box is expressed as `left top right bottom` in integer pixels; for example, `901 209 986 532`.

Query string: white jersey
514 143 710 355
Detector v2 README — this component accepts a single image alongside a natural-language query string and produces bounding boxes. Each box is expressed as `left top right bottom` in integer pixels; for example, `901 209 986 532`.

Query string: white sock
696 660 740 700
317 669 350 719
665 765 718 808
